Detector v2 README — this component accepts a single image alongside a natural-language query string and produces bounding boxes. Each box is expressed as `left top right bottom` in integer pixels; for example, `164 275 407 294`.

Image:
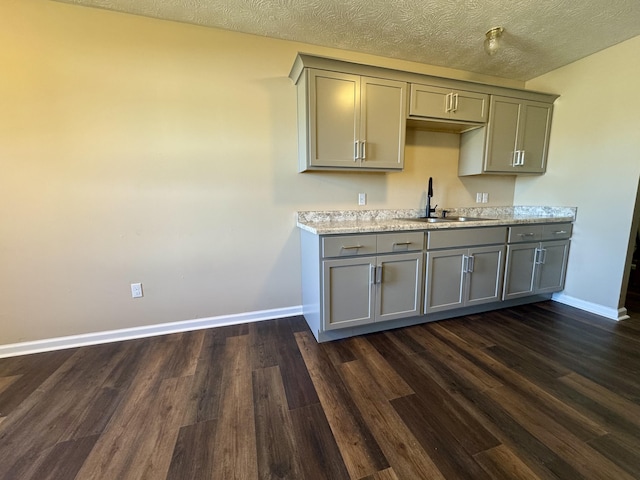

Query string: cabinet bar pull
370 264 376 284
354 141 359 161
361 140 366 160
393 241 412 246
553 230 568 235
341 245 363 250
445 93 452 112
539 248 547 264
520 150 526 166
452 93 459 112
467 255 475 273
462 255 469 273
517 232 535 237
376 265 383 284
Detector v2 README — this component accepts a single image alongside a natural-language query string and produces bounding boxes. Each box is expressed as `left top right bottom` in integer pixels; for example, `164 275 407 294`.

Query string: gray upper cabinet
409 84 488 124
290 53 558 175
460 96 553 175
297 69 407 172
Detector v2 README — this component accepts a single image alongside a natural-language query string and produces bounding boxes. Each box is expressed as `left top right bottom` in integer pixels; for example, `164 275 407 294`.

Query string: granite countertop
297 206 577 235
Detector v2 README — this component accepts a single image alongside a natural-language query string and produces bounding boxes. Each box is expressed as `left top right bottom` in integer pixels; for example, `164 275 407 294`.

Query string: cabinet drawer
541 223 572 241
508 223 573 243
322 234 377 258
377 232 424 253
427 227 507 249
507 225 543 243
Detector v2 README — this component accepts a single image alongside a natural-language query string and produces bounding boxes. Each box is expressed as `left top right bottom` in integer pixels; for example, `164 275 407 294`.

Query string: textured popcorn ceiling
57 0 640 81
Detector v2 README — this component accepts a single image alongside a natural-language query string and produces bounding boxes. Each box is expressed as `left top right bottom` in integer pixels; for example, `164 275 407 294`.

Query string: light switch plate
358 193 366 206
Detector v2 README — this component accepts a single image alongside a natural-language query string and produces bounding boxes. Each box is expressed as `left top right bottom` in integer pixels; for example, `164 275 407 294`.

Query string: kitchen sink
401 216 497 223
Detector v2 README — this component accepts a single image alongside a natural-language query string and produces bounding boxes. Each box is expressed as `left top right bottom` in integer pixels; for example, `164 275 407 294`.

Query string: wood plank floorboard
1 301 640 479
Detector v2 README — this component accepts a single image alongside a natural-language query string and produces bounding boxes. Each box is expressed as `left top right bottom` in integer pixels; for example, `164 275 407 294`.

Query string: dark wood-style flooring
2 299 640 479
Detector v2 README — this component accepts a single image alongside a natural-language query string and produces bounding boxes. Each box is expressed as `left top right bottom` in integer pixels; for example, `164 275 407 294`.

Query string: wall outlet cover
131 283 143 298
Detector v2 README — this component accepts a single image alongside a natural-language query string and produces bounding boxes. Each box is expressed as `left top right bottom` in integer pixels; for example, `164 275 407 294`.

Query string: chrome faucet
426 177 437 218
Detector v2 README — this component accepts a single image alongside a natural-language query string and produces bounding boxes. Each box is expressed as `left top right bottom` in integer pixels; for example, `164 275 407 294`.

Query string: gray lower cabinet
316 231 424 331
323 252 423 330
503 224 571 300
425 245 505 314
425 227 506 314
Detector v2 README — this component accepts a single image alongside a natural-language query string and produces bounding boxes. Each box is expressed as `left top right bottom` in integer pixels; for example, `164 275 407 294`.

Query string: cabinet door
449 91 489 123
308 70 360 168
360 77 407 169
322 257 375 330
517 101 552 173
503 243 537 300
465 245 505 307
536 240 570 293
409 84 449 118
425 248 466 314
376 253 423 322
409 84 487 123
484 96 520 172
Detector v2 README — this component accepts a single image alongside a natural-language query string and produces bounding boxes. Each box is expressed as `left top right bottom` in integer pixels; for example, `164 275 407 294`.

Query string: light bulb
484 27 504 56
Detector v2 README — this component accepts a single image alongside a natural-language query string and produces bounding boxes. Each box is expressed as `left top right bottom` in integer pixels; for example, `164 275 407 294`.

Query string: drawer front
508 225 543 243
541 223 572 241
427 227 507 249
322 234 377 258
376 232 425 253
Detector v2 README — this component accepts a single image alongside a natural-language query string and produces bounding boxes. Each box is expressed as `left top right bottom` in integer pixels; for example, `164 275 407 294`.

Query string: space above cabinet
289 53 559 175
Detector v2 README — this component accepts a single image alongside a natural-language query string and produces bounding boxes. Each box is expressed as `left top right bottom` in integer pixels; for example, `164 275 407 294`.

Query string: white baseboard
0 305 303 359
552 293 629 321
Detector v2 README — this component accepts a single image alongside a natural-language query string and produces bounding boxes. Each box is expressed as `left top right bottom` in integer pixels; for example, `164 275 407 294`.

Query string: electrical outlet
131 283 143 298
482 192 489 203
358 193 366 206
476 192 483 203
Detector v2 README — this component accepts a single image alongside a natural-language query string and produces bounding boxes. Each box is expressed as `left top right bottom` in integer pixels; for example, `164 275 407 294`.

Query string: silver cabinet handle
462 255 469 273
512 150 518 166
341 245 363 250
452 93 459 112
393 241 412 246
520 150 525 166
552 230 568 235
535 247 547 264
354 141 359 161
445 93 452 112
370 264 376 284
361 140 366 160
376 265 383 284
467 255 475 273
517 232 536 237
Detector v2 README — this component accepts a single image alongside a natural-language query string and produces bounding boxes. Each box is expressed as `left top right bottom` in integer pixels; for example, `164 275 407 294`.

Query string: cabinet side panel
300 230 321 339
458 127 486 176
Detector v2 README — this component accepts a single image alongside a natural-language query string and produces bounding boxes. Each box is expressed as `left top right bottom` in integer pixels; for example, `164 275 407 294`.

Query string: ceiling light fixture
484 27 504 56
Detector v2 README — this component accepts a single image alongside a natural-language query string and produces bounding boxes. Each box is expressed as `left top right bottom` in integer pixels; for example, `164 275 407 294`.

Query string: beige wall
518 35 640 315
0 0 520 345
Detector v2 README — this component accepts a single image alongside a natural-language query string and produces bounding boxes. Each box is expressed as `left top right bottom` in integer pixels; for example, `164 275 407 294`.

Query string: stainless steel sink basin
401 216 496 223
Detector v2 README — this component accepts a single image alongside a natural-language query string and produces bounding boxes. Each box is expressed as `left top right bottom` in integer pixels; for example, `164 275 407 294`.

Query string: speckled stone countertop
297 206 577 235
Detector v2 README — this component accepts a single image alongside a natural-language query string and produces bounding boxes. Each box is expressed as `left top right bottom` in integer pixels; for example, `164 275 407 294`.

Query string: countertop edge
296 209 576 235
